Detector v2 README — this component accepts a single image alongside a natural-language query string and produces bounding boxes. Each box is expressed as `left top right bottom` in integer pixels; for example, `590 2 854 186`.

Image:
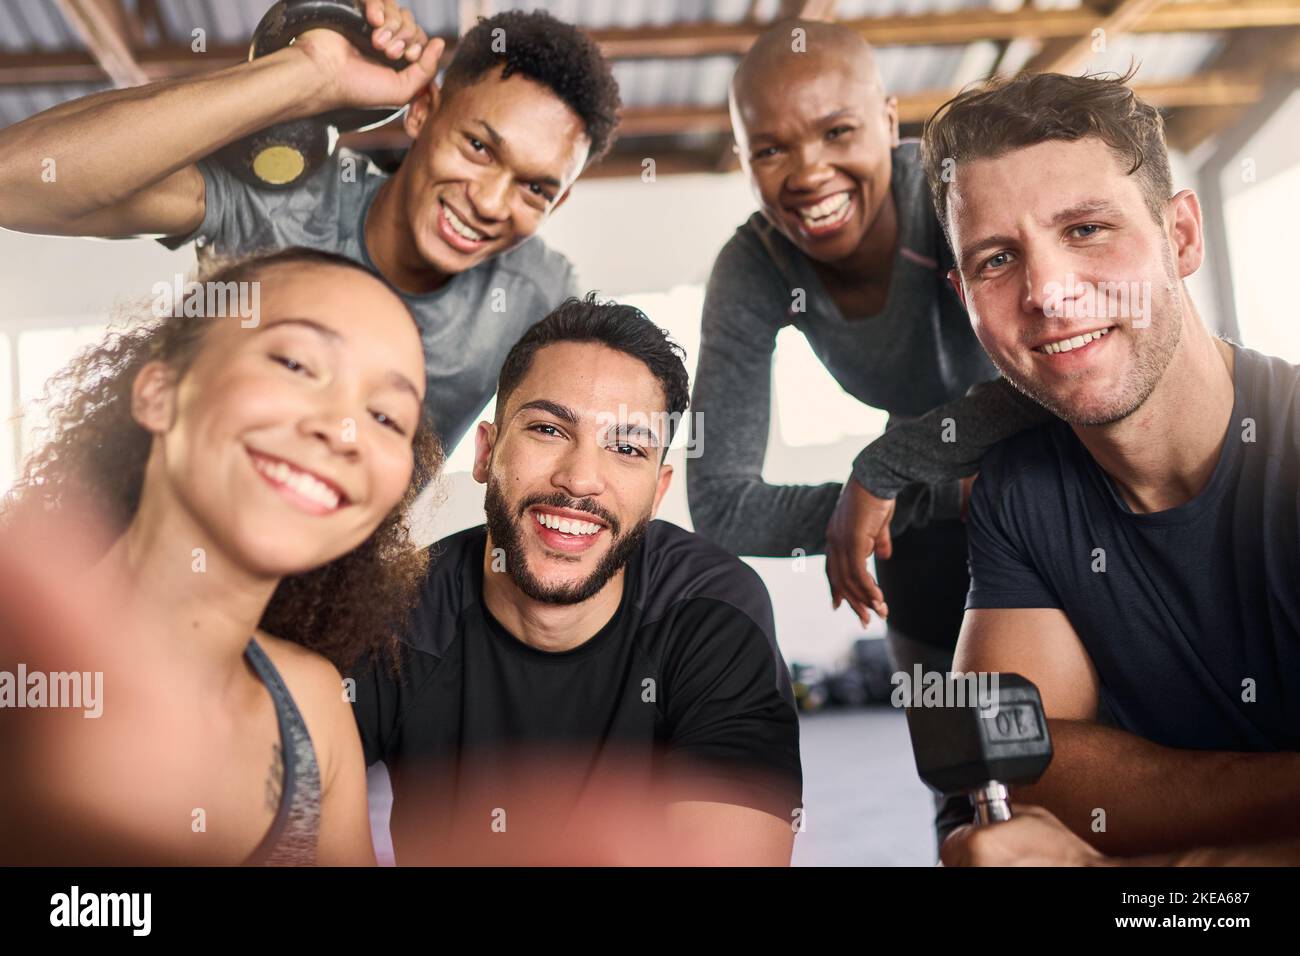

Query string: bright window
1 321 108 493
1224 162 1300 363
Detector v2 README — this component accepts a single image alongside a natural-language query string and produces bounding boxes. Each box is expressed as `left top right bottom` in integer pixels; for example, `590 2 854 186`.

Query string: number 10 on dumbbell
905 673 1054 824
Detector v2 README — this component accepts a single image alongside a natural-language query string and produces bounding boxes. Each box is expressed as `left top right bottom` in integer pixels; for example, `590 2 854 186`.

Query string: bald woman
686 21 1024 842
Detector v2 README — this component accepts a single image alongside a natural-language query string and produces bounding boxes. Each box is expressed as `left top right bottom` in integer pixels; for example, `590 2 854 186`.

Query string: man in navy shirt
920 70 1299 857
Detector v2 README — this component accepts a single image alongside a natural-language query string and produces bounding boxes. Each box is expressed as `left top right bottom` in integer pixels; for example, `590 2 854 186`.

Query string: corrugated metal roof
839 0 995 15
877 43 980 93
614 54 737 108
1077 31 1227 82
156 0 264 46
493 0 756 28
0 1 1254 136
156 1 461 48
0 0 85 51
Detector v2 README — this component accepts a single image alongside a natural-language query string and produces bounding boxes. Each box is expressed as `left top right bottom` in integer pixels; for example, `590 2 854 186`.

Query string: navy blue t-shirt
965 343 1299 752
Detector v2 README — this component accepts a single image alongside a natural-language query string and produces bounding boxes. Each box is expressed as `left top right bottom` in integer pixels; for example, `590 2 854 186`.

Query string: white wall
0 230 195 323
540 169 758 297
1217 88 1300 364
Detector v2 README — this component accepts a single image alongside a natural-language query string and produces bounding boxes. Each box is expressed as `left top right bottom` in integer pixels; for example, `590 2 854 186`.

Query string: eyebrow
958 198 1126 273
262 317 342 341
1050 199 1125 225
748 108 859 144
384 371 422 404
263 317 422 403
474 119 564 190
605 422 661 447
515 399 579 425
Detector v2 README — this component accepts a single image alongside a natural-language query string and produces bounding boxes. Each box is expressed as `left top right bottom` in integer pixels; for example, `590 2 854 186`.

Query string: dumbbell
216 0 413 189
904 672 1052 824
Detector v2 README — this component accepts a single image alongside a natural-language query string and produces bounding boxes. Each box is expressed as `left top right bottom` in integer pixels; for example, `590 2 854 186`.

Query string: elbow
686 471 742 554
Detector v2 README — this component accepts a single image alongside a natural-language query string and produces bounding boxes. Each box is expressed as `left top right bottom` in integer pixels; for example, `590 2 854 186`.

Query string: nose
786 142 834 195
468 167 511 223
298 395 363 462
550 437 605 501
1020 238 1082 318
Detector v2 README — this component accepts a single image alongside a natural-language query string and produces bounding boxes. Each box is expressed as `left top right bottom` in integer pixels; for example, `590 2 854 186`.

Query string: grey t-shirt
687 140 999 557
161 148 580 453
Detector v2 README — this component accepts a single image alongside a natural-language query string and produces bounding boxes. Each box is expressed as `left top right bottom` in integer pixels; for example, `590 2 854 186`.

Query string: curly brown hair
4 247 442 672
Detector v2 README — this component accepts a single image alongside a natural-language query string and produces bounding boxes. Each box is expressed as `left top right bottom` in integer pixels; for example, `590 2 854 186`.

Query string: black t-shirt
966 343 1300 751
352 521 802 862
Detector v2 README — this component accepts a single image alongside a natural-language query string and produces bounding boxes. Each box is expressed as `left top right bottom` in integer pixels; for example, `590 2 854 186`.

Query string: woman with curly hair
4 246 441 865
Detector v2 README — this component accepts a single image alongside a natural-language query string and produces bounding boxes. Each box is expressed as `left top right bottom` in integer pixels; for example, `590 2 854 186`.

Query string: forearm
0 48 328 230
1020 719 1300 856
1108 836 1300 866
853 377 1050 499
688 469 840 557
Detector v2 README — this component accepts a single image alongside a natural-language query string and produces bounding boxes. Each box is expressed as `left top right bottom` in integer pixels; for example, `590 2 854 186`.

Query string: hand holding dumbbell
218 0 444 188
940 805 1105 867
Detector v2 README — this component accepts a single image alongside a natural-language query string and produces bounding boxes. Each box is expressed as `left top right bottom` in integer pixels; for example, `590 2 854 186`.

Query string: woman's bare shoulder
252 632 355 781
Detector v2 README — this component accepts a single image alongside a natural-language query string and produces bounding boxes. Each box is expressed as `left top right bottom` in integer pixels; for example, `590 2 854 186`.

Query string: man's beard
483 477 649 606
995 243 1184 427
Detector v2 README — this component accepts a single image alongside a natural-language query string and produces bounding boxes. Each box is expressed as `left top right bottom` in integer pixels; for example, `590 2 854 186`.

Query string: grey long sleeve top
687 142 1006 558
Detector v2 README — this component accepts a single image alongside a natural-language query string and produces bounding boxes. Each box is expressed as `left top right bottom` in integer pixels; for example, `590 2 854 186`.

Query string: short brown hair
921 67 1172 249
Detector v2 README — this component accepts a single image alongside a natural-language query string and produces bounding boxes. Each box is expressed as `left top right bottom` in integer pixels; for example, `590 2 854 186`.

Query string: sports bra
242 636 321 866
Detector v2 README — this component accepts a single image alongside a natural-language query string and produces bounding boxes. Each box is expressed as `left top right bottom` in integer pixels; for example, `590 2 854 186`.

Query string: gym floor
368 705 938 866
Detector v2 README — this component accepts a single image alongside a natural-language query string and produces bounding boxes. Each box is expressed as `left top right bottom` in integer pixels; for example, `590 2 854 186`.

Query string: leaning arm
853 378 1051 532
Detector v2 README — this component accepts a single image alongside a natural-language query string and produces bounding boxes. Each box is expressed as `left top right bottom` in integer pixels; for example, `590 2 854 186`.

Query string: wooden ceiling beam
1165 27 1300 151
780 0 840 20
53 0 148 87
1020 0 1163 75
591 0 1300 58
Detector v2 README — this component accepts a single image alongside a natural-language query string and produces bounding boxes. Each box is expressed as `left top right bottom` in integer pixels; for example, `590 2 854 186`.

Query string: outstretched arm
0 1 440 240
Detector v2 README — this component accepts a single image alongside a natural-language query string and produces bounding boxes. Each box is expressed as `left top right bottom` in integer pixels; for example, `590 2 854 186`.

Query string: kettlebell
216 0 412 189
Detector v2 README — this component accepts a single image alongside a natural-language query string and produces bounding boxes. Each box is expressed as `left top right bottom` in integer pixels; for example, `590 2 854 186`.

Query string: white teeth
534 512 600 536
1041 327 1110 355
443 203 485 241
253 455 341 510
799 192 851 226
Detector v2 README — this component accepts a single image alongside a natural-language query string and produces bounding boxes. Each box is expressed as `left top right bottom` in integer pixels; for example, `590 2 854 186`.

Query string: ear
650 463 673 518
131 360 178 435
403 80 442 141
884 94 900 148
1166 189 1204 279
947 268 968 311
471 420 497 484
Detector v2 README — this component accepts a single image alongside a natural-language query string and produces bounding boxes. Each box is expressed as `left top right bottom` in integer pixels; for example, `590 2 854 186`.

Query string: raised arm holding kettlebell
0 0 441 239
